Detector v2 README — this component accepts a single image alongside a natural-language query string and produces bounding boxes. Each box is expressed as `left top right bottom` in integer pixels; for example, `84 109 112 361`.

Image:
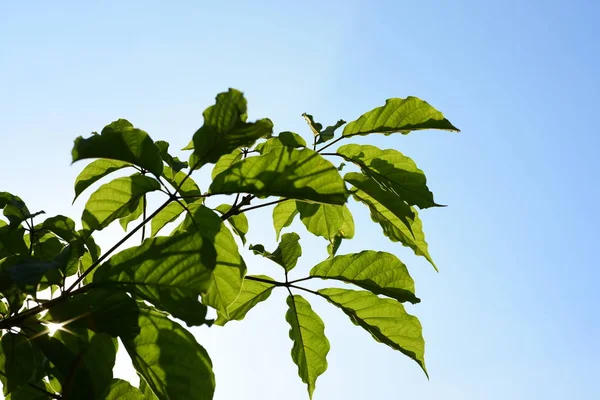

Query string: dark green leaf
342 97 459 137
215 204 249 244
0 256 61 294
214 275 275 326
285 295 330 399
318 288 427 375
73 159 132 202
53 240 86 276
0 333 36 395
46 288 141 340
311 251 419 303
72 119 164 176
150 201 185 237
210 147 348 205
82 174 160 232
189 89 273 168
338 144 440 209
155 140 188 172
250 232 301 272
162 166 202 203
317 119 346 144
103 379 145 400
5 381 55 400
0 225 28 259
272 200 298 240
122 305 214 400
119 194 145 231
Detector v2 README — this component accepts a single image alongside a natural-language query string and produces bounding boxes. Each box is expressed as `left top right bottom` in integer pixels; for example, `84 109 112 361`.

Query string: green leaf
0 333 36 395
93 222 213 326
318 288 427 375
249 232 302 272
285 295 330 399
0 193 35 227
210 147 348 205
214 275 275 326
72 119 164 176
46 288 141 341
345 172 415 232
338 144 440 209
351 183 435 268
342 97 459 137
35 329 117 399
150 201 185 237
122 305 214 400
42 215 79 242
103 379 145 400
0 225 28 259
310 251 419 303
162 166 201 202
189 89 273 168
119 194 145 231
155 140 188 172
215 204 249 244
5 381 55 400
211 150 244 180
302 113 322 136
255 131 307 154
272 200 298 240
297 202 354 241
82 174 160 232
73 159 132 202
317 119 346 144
53 240 86 276
0 256 61 294
138 376 158 400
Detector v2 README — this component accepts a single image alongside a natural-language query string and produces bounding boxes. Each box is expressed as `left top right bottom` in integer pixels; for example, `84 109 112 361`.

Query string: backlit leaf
285 295 330 399
210 147 348 205
150 201 185 237
310 251 419 303
82 174 160 232
318 288 427 375
343 97 459 137
250 233 301 272
297 202 354 241
272 200 298 240
255 131 306 154
119 194 145 231
215 204 249 244
211 150 244 180
72 119 163 176
162 166 201 202
122 305 214 400
42 215 79 242
189 89 273 168
103 379 145 400
73 159 132 202
214 275 275 326
155 140 188 172
338 144 439 209
0 333 36 395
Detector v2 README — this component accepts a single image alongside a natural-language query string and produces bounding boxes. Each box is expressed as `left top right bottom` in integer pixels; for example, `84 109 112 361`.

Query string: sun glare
45 322 64 337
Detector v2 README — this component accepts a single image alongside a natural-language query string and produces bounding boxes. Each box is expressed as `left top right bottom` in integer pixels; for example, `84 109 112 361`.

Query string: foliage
0 88 458 399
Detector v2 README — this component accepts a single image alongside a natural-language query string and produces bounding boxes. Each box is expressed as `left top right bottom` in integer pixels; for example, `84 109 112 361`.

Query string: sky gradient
1 1 599 399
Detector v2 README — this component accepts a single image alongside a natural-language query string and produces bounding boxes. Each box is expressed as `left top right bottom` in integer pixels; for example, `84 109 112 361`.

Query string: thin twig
235 198 287 215
141 194 147 242
244 275 286 287
288 276 313 285
316 136 344 153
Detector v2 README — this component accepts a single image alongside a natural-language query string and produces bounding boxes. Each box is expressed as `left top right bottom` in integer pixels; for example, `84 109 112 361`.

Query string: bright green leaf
211 150 244 180
318 288 427 375
162 166 201 203
119 194 145 231
215 204 249 244
342 97 459 137
285 295 330 399
150 201 185 237
72 119 164 176
214 275 275 326
73 159 132 202
255 131 307 154
297 202 354 241
189 89 273 168
272 200 298 240
250 232 301 272
103 379 145 400
122 305 214 400
311 251 419 303
338 144 440 209
210 147 348 205
82 174 161 232
155 140 188 172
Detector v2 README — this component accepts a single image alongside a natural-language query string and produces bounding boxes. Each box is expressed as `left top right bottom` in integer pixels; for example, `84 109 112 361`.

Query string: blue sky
1 1 599 399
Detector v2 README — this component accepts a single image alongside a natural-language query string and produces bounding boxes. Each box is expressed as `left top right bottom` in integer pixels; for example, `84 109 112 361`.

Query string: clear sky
1 1 599 399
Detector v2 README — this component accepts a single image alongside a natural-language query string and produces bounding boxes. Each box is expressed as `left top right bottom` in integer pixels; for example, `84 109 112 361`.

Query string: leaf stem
66 198 172 293
316 136 344 153
141 194 147 242
244 275 286 287
288 276 313 285
235 198 287 215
